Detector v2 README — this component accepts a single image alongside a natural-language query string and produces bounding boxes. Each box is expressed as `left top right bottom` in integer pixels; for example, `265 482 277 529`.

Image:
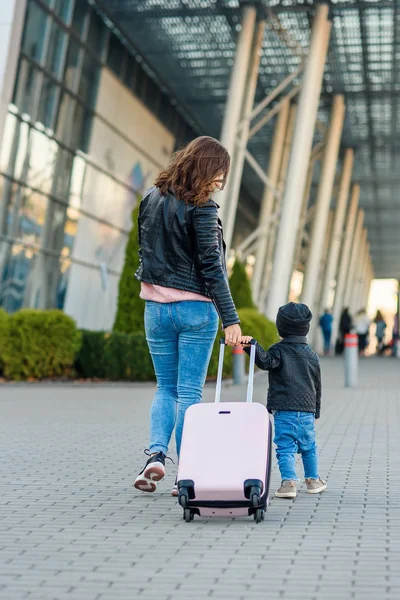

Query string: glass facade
0 0 196 321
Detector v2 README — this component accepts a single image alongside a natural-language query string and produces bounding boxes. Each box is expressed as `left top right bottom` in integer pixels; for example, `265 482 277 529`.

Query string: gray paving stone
0 358 399 600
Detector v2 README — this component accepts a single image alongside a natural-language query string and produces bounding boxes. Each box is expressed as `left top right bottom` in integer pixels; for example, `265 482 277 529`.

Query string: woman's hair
154 136 230 206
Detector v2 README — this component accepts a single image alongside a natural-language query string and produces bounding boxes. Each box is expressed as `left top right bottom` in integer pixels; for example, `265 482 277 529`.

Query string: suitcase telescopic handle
214 338 257 403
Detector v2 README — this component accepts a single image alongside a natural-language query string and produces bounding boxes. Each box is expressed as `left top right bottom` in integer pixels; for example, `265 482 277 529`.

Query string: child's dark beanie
276 302 312 337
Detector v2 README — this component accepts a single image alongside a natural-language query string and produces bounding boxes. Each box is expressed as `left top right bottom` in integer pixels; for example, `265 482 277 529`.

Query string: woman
354 308 371 356
134 136 241 496
374 310 387 353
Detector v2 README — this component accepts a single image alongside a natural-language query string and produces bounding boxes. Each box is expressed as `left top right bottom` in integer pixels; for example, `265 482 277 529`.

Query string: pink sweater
140 282 211 303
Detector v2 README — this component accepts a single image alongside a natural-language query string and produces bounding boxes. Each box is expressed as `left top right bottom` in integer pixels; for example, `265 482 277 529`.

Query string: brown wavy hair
154 136 230 206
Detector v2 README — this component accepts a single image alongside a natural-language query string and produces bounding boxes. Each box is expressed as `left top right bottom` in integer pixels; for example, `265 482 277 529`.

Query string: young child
241 302 327 499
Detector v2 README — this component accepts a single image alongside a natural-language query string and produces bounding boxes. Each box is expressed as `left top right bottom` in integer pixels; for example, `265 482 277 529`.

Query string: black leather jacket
245 336 321 418
135 186 240 328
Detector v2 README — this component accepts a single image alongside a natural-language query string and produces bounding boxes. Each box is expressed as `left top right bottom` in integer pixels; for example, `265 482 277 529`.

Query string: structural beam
134 2 394 20
331 184 360 343
356 242 370 311
222 18 265 251
350 228 368 314
217 5 257 223
260 103 297 310
266 3 332 319
301 95 345 314
311 209 334 349
319 147 354 311
292 144 324 274
344 209 365 311
252 98 290 305
0 1 27 148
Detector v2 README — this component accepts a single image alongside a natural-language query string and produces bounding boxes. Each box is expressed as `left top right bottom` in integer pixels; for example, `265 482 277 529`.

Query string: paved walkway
0 357 399 600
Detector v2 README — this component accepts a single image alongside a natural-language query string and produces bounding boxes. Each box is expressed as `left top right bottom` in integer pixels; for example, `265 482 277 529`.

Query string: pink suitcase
177 339 272 523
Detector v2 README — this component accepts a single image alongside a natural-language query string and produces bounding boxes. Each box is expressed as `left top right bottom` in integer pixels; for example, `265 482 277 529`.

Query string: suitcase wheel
248 484 263 508
179 487 189 509
183 508 195 523
254 508 265 524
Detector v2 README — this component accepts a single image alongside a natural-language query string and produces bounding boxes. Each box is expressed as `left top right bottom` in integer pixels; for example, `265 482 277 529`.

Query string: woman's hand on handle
224 324 242 347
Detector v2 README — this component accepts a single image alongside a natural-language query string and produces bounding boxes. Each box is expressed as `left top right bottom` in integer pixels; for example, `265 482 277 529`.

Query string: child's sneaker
134 451 167 493
305 477 327 494
275 480 297 499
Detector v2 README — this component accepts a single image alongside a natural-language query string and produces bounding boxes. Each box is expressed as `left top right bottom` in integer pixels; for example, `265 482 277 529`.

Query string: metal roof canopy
95 0 400 280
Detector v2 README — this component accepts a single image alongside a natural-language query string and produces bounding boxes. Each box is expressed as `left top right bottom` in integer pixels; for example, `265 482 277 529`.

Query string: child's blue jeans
273 410 319 481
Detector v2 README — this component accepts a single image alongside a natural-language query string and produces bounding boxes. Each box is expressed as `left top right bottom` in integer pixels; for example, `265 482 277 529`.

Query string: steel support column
319 148 354 311
319 210 335 306
310 210 334 349
356 242 370 310
266 3 332 319
350 229 367 314
252 98 290 305
217 5 257 225
362 256 373 308
301 95 345 314
343 209 365 312
292 146 323 275
0 0 27 148
260 103 297 310
223 19 265 252
331 184 360 343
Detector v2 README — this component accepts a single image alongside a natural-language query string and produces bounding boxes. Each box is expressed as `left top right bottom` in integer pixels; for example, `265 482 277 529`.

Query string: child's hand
240 336 253 346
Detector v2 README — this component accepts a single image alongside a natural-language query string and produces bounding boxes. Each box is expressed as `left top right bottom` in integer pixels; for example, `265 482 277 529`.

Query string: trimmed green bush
2 310 82 381
76 310 277 383
104 332 155 382
229 259 255 309
74 331 107 379
0 308 9 373
75 330 155 382
76 309 277 382
113 199 144 335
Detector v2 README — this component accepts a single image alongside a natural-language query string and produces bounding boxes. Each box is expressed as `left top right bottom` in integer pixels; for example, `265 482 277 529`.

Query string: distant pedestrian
354 309 371 356
374 310 387 353
319 309 333 356
392 313 399 356
335 307 353 355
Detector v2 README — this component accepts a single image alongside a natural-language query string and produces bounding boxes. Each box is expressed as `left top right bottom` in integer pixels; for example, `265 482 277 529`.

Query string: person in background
374 310 387 353
392 313 399 357
335 307 353 355
319 309 333 356
354 308 371 356
339 307 353 338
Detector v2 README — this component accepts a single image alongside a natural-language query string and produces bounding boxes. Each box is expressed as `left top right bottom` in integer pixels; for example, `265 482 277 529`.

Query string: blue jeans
145 301 219 457
273 411 319 481
322 329 332 354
